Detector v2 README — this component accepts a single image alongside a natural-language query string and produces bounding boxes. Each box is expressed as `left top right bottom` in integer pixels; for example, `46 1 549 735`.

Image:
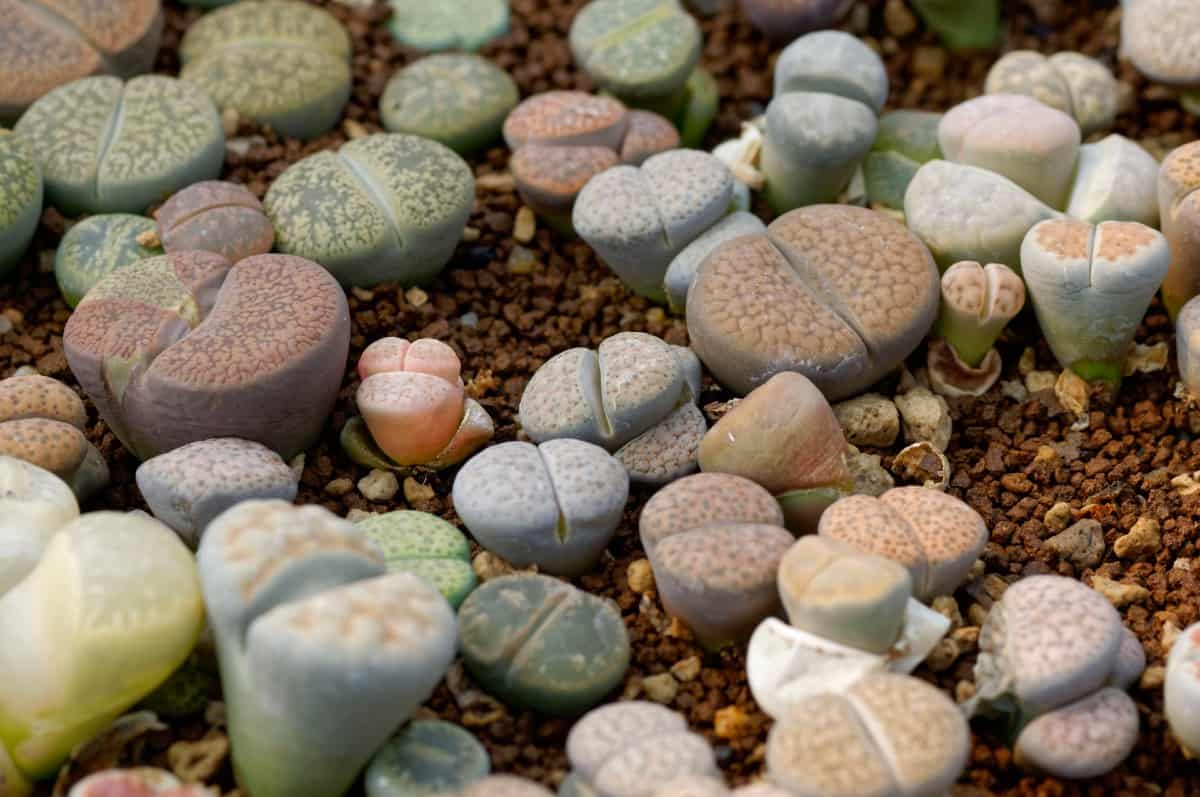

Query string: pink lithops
766 672 969 797
358 336 462 383
67 768 211 797
817 487 989 602
1013 687 1140 779
1165 621 1200 756
154 180 274 263
1157 141 1200 320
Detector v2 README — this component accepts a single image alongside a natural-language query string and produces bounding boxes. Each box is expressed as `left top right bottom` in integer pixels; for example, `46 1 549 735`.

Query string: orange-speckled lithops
928 261 1025 397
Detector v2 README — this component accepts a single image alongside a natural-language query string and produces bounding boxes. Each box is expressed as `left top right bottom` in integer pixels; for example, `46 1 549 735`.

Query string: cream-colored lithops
928 261 1025 397
1121 0 1200 101
461 776 554 797
1165 622 1200 756
1066 134 1159 227
985 50 1118 136
654 777 729 797
1157 141 1200 320
0 131 41 278
1013 687 1140 779
818 487 988 602
0 455 78 596
155 181 274 263
1177 295 1200 397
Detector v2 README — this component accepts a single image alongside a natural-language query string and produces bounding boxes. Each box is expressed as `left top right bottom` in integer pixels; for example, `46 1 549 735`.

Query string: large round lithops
179 1 352 141
364 720 490 797
386 0 510 51
0 131 42 278
773 30 888 115
357 510 476 608
457 573 631 716
265 133 474 287
738 0 852 44
766 673 969 797
54 214 161 307
0 0 163 123
1013 687 1139 779
1121 0 1200 91
63 251 350 460
985 51 1117 137
14 75 223 216
1157 141 1200 320
688 205 939 399
154 181 274 264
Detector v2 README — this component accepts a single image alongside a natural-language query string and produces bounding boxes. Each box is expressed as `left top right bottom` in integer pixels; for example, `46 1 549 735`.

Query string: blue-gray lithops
1065 134 1160 226
662 211 765 312
54 214 161 307
14 75 224 216
386 0 510 52
773 30 888 115
356 510 476 608
364 720 490 797
452 439 629 576
0 131 42 278
985 50 1118 136
154 181 274 263
265 133 474 287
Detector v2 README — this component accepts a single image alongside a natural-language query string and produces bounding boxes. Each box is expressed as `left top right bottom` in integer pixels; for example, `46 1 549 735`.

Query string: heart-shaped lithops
773 30 888 114
155 181 274 263
737 0 851 43
452 439 628 576
135 437 298 546
198 500 458 797
359 336 463 383
54 214 162 308
265 133 474 287
14 74 223 216
364 720 490 797
1021 218 1169 384
0 131 41 278
663 211 765 312
863 110 942 210
766 673 969 797
0 455 78 595
928 261 1025 397
1013 687 1139 779
1121 0 1200 94
1066 134 1159 227
356 510 476 608
67 768 212 797
688 205 939 399
0 0 162 123
385 0 509 51
1157 141 1200 320
180 1 351 140
457 573 630 716
0 511 204 780
574 149 733 301
985 51 1117 136
1166 622 1200 756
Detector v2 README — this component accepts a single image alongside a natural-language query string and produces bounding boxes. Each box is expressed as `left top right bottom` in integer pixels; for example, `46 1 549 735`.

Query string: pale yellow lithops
0 455 78 596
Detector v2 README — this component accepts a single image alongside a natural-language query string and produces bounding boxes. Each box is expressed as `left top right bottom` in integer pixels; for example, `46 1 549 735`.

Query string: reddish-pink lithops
155 181 274 263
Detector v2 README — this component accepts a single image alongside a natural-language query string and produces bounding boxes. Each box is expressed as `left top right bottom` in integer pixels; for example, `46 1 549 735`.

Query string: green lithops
381 54 519 155
357 510 477 608
0 131 41 278
365 720 490 797
386 0 510 51
54 214 161 306
265 133 474 287
180 1 352 141
864 110 942 210
14 75 224 216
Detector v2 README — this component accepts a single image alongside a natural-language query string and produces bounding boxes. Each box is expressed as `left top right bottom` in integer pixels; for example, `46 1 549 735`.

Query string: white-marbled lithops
155 181 274 263
1121 0 1200 97
385 0 510 52
452 439 628 576
519 331 703 483
766 672 969 797
0 131 41 278
1166 622 1200 756
1065 134 1160 227
1013 687 1140 779
54 214 161 307
773 30 888 114
364 719 490 797
0 455 78 596
356 510 476 608
985 50 1118 136
662 211 765 312
818 487 988 602
1157 141 1200 320
135 438 298 547
265 133 474 287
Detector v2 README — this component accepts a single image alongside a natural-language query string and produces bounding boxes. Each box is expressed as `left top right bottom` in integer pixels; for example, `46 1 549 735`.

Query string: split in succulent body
985 50 1118 136
928 261 1025 396
356 510 477 608
154 181 275 264
54 214 162 308
385 0 510 52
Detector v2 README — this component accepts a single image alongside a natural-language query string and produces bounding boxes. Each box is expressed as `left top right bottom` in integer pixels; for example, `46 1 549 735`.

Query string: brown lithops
1158 141 1200 320
155 181 275 263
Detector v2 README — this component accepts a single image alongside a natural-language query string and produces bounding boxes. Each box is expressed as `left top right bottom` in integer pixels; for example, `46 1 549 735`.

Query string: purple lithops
154 181 274 263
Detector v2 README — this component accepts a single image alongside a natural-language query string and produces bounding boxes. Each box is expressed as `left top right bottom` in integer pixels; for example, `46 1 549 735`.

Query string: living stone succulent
639 472 793 644
1121 0 1200 114
766 672 970 797
457 573 631 716
985 50 1118 136
54 214 161 307
136 437 299 546
1066 134 1160 227
908 0 999 50
1157 141 1200 320
651 776 729 797
0 0 163 123
0 455 78 596
63 251 351 460
0 511 204 781
154 181 274 263
461 776 554 796
357 510 477 608
662 211 765 312
265 133 474 287
687 205 940 399
1013 686 1140 779
179 1 352 141
863 110 942 210
518 331 704 483
365 720 490 797
452 439 629 576
1177 295 1200 398
773 30 888 115
66 768 212 797
14 75 224 216
1021 218 1169 385
737 0 852 44
1165 621 1200 757
818 487 989 602
381 54 519 155
385 0 510 52
198 500 458 797
0 131 41 278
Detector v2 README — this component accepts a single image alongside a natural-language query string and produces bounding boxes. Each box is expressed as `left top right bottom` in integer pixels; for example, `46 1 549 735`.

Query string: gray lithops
452 440 629 576
773 31 888 115
265 133 474 287
365 720 490 797
573 149 733 302
14 75 223 216
357 510 476 608
457 573 631 716
386 0 510 52
0 131 41 278
663 211 765 312
53 214 161 307
135 438 299 547
1165 622 1200 756
766 673 969 797
863 110 942 211
1157 140 1200 320
179 1 352 140
1066 134 1159 226
1014 687 1140 779
985 50 1118 136
154 181 274 263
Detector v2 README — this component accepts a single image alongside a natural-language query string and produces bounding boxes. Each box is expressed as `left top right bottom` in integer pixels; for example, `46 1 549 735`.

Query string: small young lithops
381 54 520 155
66 768 211 797
663 211 765 312
135 437 298 546
385 0 510 51
179 1 352 140
773 30 888 115
198 500 458 797
154 181 274 263
518 331 704 483
688 205 939 400
863 110 942 210
1013 687 1140 779
766 672 970 797
1165 621 1200 756
265 133 474 287
640 472 793 644
927 261 1025 397
908 0 999 50
1157 140 1200 320
938 94 1081 209
0 0 162 123
364 720 490 797
0 131 41 278
63 251 350 460
1121 0 1200 114
357 510 477 608
986 50 1118 136
461 776 554 797
457 573 631 716
1066 134 1160 227
54 214 162 307
0 455 78 596
737 0 852 44
818 487 989 602
452 439 629 576
1021 218 1169 385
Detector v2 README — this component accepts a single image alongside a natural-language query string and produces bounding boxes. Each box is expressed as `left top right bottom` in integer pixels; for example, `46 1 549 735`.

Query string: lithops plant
364 720 490 797
927 261 1025 397
1121 0 1200 114
462 776 554 797
766 672 970 797
265 133 474 287
135 438 298 546
1157 141 1200 320
0 0 163 123
0 455 78 595
1066 134 1160 227
688 205 940 399
381 54 519 155
662 212 765 312
519 332 704 483
63 251 350 460
1021 218 1169 385
863 110 942 210
0 131 41 278
385 0 510 51
357 510 477 608
179 1 352 140
452 440 628 576
66 768 212 797
1178 296 1200 398
154 181 274 263
0 511 204 781
985 51 1118 136
818 487 989 602
198 500 458 797
1165 622 1200 756
773 30 888 115
640 472 793 644
0 374 108 501
458 573 631 716
54 214 161 307
737 0 852 43
908 0 999 50
1013 687 1140 779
